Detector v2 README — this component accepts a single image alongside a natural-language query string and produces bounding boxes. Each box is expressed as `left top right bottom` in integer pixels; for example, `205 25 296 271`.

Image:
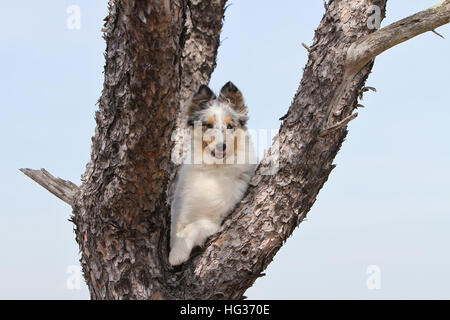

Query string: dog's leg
169 235 190 266
169 219 220 266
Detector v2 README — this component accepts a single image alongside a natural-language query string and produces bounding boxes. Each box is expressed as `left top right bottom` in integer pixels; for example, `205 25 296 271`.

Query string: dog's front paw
169 239 190 266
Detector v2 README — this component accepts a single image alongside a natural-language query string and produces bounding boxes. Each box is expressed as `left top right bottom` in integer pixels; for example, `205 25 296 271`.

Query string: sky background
0 1 449 299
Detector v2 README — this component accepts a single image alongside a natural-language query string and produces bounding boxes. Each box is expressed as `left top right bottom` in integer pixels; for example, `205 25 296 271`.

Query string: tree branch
178 0 226 103
177 0 390 299
346 0 450 72
319 112 358 137
325 0 450 131
169 0 227 201
19 168 79 206
70 0 228 300
71 0 190 299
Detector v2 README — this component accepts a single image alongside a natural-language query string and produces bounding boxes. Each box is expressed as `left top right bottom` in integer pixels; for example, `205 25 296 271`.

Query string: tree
21 0 450 299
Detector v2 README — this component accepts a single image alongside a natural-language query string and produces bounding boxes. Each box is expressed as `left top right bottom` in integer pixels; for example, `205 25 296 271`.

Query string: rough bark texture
174 0 389 299
71 0 226 300
169 0 227 204
179 0 226 103
20 0 450 300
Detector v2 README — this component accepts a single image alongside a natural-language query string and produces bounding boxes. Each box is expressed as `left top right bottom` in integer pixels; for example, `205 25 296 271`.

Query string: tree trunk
72 0 226 299
21 0 450 299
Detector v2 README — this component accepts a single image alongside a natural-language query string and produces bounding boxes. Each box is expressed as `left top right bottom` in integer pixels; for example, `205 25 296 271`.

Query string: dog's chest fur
175 165 251 224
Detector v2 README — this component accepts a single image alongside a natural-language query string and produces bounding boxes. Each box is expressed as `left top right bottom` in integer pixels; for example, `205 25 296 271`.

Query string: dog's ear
219 81 247 115
187 85 216 126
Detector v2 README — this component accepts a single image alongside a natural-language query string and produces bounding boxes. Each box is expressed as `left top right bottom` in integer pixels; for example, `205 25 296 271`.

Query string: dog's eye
205 123 213 129
227 124 234 130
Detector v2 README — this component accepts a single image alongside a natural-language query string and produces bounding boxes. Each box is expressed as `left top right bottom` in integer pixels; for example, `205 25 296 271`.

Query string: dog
169 82 256 266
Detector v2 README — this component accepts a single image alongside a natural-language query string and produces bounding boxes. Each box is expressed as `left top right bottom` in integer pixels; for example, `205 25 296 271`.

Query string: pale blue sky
1 1 449 299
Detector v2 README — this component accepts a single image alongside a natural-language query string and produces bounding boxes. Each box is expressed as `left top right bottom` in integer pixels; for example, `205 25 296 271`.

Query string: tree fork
21 0 450 299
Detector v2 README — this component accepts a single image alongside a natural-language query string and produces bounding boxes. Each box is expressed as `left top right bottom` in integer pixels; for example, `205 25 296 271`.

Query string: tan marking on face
225 116 232 126
201 140 208 163
206 116 215 127
202 136 215 156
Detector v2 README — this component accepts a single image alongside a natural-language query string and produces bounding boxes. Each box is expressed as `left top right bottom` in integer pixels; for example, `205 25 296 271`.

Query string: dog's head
186 82 251 165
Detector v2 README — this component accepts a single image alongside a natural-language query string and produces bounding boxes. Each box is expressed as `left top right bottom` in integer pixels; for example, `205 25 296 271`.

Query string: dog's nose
216 143 226 151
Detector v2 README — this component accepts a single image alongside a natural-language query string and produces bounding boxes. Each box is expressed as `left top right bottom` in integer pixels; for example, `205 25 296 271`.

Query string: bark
20 0 450 299
71 0 226 300
177 0 390 299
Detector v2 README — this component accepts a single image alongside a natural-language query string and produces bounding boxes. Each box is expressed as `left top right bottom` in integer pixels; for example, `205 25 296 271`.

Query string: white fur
169 110 256 266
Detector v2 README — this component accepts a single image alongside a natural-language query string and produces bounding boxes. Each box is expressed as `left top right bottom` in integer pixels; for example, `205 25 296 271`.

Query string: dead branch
346 0 450 72
20 168 79 206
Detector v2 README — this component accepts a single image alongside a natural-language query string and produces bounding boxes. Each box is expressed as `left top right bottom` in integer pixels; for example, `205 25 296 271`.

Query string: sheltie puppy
169 82 256 266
